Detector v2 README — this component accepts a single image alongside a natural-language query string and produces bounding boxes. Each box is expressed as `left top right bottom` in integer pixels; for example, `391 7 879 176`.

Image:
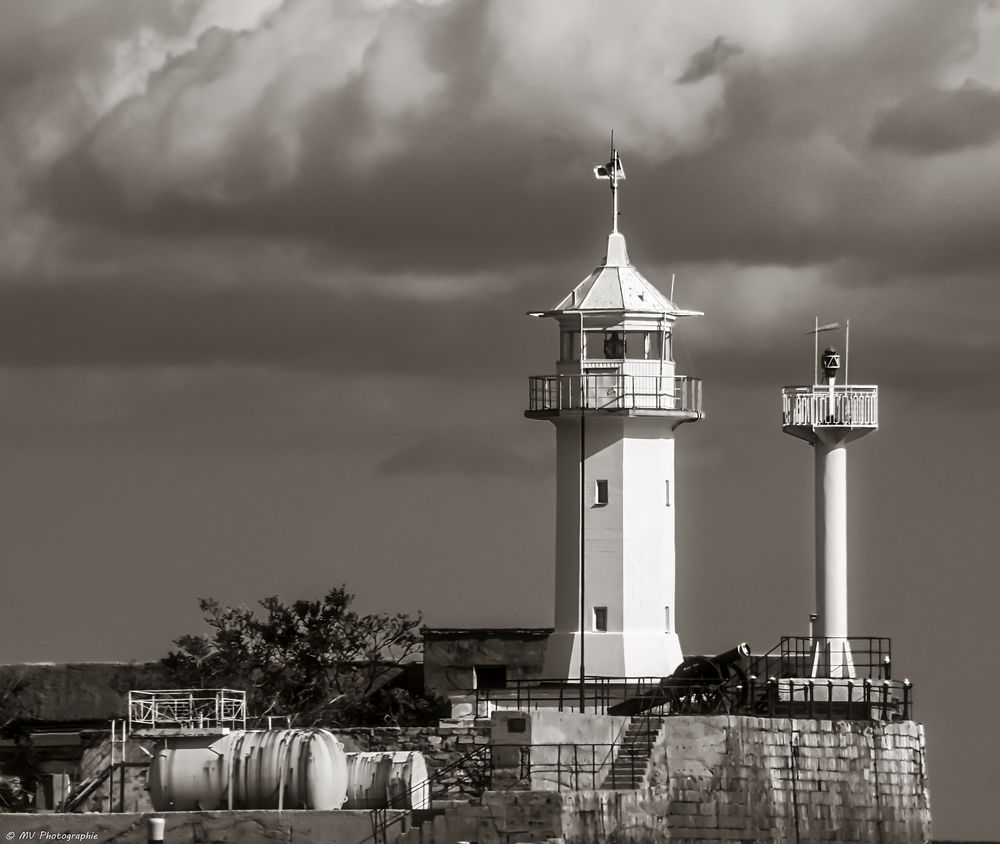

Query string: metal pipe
110 719 115 813
578 310 586 712
120 719 127 812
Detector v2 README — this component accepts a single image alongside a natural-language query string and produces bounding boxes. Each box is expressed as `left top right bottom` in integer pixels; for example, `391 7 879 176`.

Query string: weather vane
593 131 626 233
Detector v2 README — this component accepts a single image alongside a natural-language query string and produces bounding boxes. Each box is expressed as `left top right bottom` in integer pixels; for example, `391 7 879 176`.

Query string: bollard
147 816 165 843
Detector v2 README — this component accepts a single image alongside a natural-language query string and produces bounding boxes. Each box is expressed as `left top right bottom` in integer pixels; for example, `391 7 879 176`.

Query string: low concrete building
421 628 552 696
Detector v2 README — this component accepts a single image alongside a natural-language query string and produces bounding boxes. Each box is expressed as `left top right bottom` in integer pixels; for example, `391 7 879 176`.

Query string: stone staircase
601 715 663 790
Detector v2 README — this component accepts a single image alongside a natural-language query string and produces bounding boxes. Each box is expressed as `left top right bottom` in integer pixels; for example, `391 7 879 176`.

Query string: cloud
0 0 997 374
870 81 1000 155
677 36 743 84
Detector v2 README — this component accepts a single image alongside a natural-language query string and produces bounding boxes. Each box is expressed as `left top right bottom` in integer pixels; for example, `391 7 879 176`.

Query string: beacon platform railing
781 385 878 428
128 689 247 731
528 374 702 414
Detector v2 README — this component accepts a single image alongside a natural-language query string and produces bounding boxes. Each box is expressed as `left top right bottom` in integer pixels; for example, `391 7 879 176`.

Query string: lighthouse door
584 367 624 410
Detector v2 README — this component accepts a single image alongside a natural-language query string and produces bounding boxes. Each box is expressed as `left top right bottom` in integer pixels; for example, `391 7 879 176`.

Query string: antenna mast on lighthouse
593 133 625 234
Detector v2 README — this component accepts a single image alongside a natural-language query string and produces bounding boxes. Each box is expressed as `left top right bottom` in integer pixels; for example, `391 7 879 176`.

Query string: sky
0 0 998 837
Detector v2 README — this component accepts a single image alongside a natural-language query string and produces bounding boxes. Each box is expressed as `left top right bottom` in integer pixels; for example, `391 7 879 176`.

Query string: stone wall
398 716 931 844
334 719 492 799
638 716 931 843
422 629 551 694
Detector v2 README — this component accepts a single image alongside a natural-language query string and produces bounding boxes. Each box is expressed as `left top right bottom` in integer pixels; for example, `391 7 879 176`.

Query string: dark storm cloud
677 36 743 84
0 0 998 374
25 0 993 283
870 82 1000 155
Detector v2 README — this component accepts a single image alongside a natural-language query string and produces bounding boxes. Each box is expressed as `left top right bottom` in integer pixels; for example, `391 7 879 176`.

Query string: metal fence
127 689 247 731
528 374 702 414
750 636 893 682
781 385 878 428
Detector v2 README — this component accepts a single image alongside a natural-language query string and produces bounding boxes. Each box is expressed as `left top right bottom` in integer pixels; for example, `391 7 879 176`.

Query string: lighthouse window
664 607 671 633
593 606 608 632
665 480 671 507
603 331 625 359
648 332 663 360
624 332 663 360
595 479 609 505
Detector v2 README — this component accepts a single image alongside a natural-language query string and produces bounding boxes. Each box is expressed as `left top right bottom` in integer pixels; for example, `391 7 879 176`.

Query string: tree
160 587 447 727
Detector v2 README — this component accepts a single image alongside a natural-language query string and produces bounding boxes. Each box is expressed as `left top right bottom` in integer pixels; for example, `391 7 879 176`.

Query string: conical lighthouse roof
549 232 701 317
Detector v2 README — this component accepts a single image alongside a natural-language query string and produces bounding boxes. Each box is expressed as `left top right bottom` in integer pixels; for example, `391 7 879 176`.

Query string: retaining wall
335 719 492 799
402 716 932 843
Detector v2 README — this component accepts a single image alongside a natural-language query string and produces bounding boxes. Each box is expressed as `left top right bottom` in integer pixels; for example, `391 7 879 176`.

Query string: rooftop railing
528 373 702 414
782 385 878 428
128 689 247 732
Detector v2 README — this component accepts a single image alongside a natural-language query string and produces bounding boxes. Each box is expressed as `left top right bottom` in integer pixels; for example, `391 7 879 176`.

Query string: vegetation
161 587 446 727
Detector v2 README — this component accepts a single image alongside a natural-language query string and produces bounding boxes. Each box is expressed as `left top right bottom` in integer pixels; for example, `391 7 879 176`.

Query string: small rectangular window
665 480 671 507
593 606 608 632
647 331 662 360
665 606 671 633
595 479 609 505
625 331 646 359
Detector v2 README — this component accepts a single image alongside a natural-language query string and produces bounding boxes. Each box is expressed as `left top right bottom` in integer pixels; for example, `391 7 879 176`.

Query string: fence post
147 816 165 844
767 677 776 718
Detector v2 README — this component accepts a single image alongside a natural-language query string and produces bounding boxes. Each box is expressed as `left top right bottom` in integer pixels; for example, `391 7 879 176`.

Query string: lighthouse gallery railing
781 385 878 428
529 374 702 414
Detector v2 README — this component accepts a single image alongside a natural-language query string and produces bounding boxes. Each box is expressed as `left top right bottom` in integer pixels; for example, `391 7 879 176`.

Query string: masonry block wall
399 716 931 844
335 718 492 799
569 716 932 843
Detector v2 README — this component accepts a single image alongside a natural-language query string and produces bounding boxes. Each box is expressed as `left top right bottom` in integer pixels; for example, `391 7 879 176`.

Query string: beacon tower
781 327 878 677
526 149 703 680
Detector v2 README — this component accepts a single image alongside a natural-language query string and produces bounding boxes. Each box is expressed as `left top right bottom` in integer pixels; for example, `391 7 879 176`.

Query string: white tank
344 751 429 810
149 729 349 811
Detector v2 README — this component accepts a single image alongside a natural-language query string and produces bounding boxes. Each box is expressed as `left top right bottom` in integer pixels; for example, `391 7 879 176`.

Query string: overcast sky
1 1 998 837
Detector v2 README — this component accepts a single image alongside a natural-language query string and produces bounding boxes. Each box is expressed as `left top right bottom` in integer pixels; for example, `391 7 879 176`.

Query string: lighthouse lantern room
526 148 703 681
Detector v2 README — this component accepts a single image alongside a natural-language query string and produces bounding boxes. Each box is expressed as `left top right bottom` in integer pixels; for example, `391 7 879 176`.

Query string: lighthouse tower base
543 631 683 680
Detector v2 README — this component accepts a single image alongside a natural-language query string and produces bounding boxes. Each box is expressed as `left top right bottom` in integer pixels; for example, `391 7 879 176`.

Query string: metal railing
475 676 664 715
750 636 892 682
754 676 913 721
781 385 878 428
127 689 247 731
528 373 702 414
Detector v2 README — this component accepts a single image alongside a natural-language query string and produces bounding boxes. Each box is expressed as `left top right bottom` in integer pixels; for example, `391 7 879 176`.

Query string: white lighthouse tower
781 325 878 677
526 149 703 680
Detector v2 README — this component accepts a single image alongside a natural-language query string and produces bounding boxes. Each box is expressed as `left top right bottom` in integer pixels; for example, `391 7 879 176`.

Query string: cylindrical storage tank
149 729 348 811
344 751 429 810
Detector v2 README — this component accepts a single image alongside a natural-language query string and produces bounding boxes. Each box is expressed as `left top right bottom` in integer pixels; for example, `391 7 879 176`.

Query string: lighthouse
782 325 878 678
526 148 703 680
